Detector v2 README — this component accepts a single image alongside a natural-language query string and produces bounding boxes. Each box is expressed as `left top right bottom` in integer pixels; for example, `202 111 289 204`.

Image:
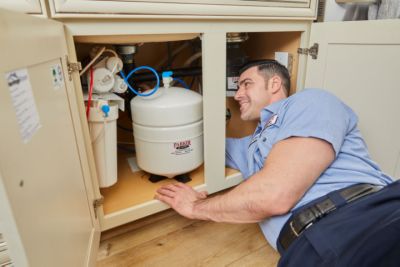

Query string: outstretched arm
155 136 335 223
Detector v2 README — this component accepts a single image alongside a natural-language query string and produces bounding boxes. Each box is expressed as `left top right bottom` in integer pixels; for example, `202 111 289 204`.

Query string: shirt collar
260 97 287 124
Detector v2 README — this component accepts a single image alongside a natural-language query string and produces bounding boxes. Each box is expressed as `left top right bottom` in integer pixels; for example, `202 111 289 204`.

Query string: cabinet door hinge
66 56 82 81
298 43 319 59
93 196 104 219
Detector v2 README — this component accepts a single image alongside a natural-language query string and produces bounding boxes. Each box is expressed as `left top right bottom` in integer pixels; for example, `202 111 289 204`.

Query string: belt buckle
290 221 313 237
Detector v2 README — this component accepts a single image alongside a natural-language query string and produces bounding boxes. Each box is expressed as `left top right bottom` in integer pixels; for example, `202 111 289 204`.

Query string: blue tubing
120 66 160 97
173 77 190 90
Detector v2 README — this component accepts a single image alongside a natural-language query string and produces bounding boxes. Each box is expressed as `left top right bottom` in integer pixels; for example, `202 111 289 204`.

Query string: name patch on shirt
265 114 278 128
249 114 278 148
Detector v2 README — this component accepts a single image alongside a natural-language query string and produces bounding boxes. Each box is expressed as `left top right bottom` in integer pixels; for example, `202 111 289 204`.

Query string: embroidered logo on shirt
265 114 278 128
248 114 278 148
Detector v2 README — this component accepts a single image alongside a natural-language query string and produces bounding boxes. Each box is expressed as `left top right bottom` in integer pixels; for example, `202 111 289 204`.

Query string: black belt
278 183 383 252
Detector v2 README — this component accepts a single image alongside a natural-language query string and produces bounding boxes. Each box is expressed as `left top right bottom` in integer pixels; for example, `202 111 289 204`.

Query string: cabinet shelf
100 151 205 215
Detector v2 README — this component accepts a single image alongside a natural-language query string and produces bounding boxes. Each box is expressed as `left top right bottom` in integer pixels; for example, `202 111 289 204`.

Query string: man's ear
268 75 283 94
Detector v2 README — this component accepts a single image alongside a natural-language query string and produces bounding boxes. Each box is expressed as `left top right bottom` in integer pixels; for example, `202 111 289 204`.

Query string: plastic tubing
80 46 106 76
120 66 160 97
183 52 202 67
173 77 190 90
86 67 94 119
80 47 120 76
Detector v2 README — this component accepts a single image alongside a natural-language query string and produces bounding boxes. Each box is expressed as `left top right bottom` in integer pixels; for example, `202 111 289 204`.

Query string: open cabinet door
304 19 400 179
0 9 99 267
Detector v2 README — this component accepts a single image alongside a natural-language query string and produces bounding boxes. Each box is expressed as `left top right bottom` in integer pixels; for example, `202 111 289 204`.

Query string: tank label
171 140 193 155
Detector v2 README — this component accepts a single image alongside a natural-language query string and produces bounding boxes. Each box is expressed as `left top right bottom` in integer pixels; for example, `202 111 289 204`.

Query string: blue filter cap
162 71 173 78
101 105 110 117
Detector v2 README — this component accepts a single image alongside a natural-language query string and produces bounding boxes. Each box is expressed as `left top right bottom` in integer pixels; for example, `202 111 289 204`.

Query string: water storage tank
131 84 203 178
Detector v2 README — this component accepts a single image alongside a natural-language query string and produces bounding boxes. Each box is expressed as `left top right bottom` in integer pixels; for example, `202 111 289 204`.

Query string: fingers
160 183 182 192
156 187 177 198
174 182 188 188
154 193 173 206
157 182 190 194
155 182 205 204
156 184 180 198
155 183 183 205
198 191 208 199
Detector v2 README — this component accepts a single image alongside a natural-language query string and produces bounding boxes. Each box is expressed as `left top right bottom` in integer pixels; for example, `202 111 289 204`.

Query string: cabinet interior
72 30 301 216
224 31 301 180
74 34 205 215
226 31 301 139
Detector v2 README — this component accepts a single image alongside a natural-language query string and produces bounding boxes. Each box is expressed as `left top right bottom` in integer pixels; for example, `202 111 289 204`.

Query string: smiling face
234 66 273 121
234 65 288 121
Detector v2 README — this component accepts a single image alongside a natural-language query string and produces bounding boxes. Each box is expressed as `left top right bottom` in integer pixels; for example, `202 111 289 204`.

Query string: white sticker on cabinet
5 68 41 144
51 63 64 90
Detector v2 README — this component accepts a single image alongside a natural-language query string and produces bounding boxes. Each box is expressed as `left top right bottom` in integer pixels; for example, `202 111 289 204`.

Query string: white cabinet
0 10 99 267
0 0 47 16
1 5 400 266
305 20 400 179
48 0 317 18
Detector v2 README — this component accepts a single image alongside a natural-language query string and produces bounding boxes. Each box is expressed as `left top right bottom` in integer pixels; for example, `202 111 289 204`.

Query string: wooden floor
97 210 280 267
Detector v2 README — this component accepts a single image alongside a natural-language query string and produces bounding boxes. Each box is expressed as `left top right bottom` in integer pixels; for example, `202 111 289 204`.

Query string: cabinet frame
63 19 310 230
0 0 48 17
49 0 317 19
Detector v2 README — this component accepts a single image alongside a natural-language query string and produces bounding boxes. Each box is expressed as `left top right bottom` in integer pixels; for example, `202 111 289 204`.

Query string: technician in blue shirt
155 60 400 266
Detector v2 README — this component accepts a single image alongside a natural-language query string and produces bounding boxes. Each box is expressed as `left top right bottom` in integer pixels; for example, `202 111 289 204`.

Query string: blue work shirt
225 89 393 250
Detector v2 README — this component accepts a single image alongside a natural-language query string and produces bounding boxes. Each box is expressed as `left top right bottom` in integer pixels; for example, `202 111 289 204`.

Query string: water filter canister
88 102 119 187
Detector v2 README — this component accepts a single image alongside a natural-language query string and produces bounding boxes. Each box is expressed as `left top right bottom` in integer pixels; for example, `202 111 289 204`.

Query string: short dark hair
239 59 290 95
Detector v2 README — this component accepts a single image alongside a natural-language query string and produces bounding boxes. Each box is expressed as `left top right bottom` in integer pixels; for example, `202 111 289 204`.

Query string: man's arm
225 136 252 178
155 136 335 223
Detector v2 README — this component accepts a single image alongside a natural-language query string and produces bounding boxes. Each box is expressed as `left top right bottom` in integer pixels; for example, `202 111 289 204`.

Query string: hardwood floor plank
195 224 277 267
97 212 281 267
97 213 195 261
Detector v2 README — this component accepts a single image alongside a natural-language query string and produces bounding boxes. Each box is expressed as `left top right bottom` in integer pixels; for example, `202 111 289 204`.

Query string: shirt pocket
257 124 280 162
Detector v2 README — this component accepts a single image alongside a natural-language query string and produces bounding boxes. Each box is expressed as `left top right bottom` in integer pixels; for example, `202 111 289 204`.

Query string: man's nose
234 86 243 100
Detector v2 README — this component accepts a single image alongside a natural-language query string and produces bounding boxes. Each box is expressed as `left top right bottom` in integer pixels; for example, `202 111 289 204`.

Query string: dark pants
277 180 400 267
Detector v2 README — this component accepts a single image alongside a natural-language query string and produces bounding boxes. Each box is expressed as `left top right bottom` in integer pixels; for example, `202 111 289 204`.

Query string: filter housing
131 86 203 178
88 102 119 187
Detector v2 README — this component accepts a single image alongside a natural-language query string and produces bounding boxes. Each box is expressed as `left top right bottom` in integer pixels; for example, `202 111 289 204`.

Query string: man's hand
155 183 208 219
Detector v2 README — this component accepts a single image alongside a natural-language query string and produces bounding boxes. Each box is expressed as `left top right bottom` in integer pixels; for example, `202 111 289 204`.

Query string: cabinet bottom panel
100 151 205 215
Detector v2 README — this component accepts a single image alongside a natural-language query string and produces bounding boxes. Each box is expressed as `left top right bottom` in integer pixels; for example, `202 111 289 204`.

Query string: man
155 60 400 266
